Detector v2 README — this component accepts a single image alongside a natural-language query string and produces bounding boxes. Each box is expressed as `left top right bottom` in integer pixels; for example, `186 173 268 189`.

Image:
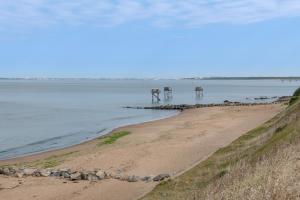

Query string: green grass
0 151 78 169
30 151 78 169
37 158 60 168
142 88 300 200
98 131 130 145
289 87 300 106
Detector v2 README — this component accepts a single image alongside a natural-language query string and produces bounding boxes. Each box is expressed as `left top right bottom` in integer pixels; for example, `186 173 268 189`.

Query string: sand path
0 104 283 200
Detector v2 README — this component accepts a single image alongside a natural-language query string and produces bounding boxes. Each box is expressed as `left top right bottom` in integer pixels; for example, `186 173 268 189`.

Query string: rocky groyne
0 166 170 183
124 96 291 111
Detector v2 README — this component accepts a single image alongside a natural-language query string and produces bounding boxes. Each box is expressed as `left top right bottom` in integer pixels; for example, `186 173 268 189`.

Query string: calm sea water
0 79 299 160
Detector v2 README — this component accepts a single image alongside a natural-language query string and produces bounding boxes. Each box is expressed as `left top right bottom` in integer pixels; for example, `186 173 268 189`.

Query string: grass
1 151 78 169
98 131 130 146
142 88 300 200
29 151 78 169
289 87 300 106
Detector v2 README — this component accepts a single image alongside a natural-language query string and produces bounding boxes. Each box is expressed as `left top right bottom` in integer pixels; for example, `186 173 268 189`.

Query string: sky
0 0 300 78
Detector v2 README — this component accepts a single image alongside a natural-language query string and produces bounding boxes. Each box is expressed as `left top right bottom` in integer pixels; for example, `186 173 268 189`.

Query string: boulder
61 171 70 179
9 167 17 174
88 173 99 182
15 172 24 178
113 174 122 180
40 169 51 177
1 167 11 176
141 176 153 182
81 172 89 180
50 170 60 177
96 170 106 180
23 168 37 176
120 175 129 181
33 170 42 177
127 175 139 182
70 172 81 181
153 174 170 182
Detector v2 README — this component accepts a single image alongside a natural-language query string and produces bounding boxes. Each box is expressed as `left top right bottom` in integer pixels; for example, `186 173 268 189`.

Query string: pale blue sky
0 0 300 78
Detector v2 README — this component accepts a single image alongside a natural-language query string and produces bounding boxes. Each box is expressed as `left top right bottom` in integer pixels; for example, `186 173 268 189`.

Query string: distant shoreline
1 77 300 81
183 76 300 80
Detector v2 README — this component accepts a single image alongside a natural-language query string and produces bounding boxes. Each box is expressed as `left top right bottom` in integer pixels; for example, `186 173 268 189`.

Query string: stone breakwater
124 96 291 111
0 166 170 183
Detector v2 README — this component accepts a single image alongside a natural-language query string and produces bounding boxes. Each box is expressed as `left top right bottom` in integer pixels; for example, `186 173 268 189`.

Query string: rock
96 170 106 180
1 168 10 176
87 173 99 182
40 169 51 177
23 168 37 176
9 167 17 174
59 169 70 175
50 170 60 177
254 96 269 100
109 171 122 180
61 171 70 179
107 172 119 179
70 172 81 181
33 170 42 177
141 176 153 182
119 175 129 181
113 174 122 180
81 172 89 180
127 175 139 182
15 172 24 178
153 174 170 182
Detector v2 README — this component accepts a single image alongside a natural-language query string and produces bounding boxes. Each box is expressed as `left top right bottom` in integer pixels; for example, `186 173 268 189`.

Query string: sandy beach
0 104 284 200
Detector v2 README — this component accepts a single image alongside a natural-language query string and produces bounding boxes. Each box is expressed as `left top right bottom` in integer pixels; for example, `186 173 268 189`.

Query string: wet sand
0 104 284 200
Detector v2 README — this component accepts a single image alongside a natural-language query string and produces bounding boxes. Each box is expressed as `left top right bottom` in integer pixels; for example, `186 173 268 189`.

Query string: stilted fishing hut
151 88 161 102
164 87 173 100
195 86 204 97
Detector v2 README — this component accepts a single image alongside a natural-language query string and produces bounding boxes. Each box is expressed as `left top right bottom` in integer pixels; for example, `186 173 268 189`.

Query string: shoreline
0 110 182 163
1 96 290 164
0 110 181 165
0 104 285 200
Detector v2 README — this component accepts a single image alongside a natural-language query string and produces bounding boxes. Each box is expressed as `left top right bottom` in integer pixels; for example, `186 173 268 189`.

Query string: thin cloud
0 0 300 28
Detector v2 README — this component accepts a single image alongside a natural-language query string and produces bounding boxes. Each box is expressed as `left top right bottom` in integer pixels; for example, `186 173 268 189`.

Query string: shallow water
0 79 298 160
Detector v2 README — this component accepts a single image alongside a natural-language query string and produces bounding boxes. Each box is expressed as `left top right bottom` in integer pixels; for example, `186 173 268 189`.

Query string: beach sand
0 104 284 200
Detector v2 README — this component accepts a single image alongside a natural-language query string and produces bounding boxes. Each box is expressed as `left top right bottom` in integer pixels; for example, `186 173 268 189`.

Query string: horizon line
1 76 300 80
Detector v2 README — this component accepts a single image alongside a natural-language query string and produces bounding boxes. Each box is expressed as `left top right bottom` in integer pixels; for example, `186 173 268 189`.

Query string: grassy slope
143 92 300 200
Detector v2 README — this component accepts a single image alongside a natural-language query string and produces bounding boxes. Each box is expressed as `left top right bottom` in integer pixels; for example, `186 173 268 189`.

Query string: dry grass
143 96 300 200
203 140 300 200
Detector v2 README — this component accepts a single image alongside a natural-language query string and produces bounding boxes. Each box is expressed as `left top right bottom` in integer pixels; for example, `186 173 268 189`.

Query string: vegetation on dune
143 88 300 200
98 131 130 146
289 87 300 106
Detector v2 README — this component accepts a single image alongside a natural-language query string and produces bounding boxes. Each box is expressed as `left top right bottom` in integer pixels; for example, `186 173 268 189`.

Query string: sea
0 79 299 160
